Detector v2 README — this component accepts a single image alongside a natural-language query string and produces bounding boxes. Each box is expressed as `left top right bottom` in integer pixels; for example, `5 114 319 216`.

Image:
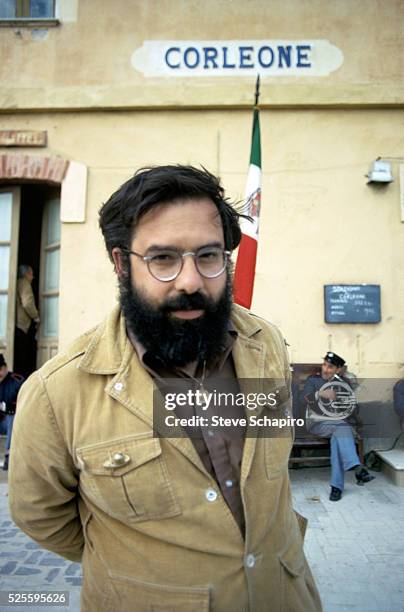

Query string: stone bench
376 447 404 487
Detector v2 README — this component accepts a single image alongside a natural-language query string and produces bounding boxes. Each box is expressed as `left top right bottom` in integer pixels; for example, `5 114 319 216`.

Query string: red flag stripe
233 234 258 309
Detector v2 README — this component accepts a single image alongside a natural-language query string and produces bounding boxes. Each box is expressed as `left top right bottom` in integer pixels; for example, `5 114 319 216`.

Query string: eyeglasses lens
148 247 227 281
196 247 226 278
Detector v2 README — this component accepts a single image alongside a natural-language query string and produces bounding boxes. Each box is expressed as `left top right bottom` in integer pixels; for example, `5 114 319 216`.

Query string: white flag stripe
240 164 261 240
244 163 261 200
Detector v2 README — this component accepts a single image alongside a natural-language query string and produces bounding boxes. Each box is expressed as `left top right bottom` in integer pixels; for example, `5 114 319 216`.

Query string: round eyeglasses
121 246 231 282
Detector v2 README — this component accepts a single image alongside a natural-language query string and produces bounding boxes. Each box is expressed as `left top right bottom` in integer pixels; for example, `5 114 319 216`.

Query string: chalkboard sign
324 284 381 323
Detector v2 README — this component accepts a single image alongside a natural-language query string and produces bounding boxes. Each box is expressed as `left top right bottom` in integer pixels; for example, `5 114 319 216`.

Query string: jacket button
205 488 218 502
246 554 256 568
114 382 123 391
103 452 131 469
113 452 126 465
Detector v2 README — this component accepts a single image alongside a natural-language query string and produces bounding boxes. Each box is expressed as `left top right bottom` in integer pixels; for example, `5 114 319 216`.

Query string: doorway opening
0 182 61 376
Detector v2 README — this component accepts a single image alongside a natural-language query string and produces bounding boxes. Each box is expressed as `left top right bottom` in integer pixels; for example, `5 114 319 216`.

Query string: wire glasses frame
120 246 231 282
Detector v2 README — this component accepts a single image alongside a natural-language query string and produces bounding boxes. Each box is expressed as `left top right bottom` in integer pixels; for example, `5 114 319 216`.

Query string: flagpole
255 74 260 107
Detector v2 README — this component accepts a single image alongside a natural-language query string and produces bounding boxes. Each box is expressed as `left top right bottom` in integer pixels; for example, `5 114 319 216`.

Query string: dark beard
119 268 233 368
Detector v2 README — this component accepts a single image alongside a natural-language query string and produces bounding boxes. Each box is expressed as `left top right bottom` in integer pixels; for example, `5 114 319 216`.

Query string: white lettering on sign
0 130 47 147
131 40 343 77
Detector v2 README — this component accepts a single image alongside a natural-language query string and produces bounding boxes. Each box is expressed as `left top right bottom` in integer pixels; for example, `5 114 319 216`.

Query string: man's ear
111 248 125 278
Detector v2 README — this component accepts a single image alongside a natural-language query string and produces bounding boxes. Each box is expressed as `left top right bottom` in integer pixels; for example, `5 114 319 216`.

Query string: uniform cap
323 351 345 368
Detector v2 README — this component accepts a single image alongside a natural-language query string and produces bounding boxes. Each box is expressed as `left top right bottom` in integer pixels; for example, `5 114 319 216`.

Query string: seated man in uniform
303 351 374 502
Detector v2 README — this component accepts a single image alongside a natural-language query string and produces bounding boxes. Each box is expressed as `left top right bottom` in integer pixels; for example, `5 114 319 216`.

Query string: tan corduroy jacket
16 277 39 333
9 304 322 612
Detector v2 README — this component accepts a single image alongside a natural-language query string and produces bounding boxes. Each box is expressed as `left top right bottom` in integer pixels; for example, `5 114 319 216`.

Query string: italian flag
233 106 261 309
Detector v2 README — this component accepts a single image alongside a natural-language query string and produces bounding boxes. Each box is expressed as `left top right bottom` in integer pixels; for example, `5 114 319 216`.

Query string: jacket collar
79 303 263 375
78 303 267 490
78 305 127 375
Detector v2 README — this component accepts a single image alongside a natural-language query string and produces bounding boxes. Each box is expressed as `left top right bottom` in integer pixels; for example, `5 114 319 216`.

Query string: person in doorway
9 165 322 611
0 354 24 471
14 264 40 379
303 351 374 502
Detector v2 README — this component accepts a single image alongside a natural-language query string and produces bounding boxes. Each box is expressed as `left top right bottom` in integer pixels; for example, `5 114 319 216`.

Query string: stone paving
0 480 81 612
0 448 403 611
291 466 404 612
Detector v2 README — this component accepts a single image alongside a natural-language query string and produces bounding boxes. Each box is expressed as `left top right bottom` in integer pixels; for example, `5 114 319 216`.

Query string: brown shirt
127 326 246 535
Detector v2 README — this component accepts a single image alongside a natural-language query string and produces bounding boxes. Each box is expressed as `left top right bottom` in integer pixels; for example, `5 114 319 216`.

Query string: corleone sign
131 39 343 77
324 285 381 324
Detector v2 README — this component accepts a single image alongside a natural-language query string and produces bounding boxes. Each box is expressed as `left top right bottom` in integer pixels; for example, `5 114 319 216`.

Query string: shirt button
225 479 233 488
205 488 218 502
246 554 256 568
114 382 123 392
207 430 215 438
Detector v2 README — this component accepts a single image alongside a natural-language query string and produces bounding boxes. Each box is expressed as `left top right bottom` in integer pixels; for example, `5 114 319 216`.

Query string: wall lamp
366 159 393 184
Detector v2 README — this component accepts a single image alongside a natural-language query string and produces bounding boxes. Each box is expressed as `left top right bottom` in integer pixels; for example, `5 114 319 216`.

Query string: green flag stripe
249 108 261 168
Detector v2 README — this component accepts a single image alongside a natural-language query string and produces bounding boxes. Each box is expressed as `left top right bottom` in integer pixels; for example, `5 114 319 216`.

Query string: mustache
161 292 210 312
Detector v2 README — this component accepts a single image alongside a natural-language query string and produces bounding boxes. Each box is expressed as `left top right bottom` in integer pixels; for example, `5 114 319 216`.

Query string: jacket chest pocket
76 433 181 523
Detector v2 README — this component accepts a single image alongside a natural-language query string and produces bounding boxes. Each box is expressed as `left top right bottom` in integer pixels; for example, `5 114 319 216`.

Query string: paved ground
291 466 404 612
0 489 81 612
0 445 403 611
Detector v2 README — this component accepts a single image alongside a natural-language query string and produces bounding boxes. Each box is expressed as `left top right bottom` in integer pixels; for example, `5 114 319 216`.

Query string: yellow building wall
0 109 402 377
1 0 404 376
0 0 403 109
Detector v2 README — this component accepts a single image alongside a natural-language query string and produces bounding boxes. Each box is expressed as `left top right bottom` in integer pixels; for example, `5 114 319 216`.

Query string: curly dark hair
99 165 251 260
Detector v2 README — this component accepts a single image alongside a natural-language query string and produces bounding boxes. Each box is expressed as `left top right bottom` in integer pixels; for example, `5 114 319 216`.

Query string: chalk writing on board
324 285 381 323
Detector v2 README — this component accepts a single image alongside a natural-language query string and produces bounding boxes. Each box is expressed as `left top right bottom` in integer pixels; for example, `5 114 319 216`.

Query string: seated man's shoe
355 466 375 486
2 455 8 471
329 486 342 501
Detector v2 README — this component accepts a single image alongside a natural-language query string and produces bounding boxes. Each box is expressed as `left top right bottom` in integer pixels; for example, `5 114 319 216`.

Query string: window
0 188 20 366
0 0 55 19
40 198 60 339
0 192 12 343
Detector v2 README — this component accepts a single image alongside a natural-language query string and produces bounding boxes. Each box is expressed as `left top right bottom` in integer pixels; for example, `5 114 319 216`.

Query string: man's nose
173 254 204 294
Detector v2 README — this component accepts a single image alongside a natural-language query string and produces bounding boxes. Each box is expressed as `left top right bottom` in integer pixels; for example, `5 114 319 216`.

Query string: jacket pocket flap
76 433 162 476
279 538 306 577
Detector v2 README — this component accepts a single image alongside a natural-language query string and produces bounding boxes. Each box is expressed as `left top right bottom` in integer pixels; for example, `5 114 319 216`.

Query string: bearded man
9 165 322 612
